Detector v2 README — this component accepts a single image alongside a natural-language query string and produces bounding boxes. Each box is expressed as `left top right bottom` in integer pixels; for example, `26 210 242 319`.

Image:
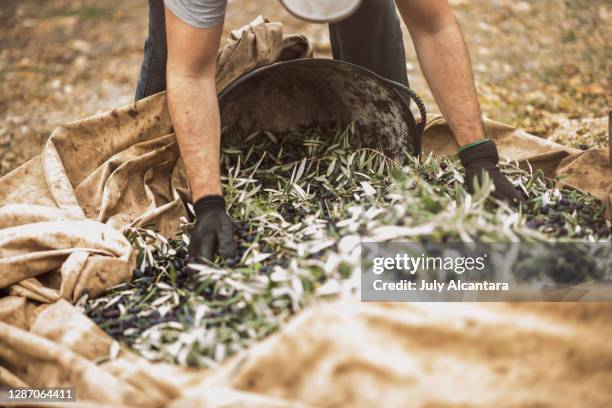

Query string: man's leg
135 0 168 100
329 0 409 86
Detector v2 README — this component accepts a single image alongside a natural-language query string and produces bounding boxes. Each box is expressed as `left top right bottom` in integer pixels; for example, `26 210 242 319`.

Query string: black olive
526 220 545 229
108 328 123 337
103 309 120 318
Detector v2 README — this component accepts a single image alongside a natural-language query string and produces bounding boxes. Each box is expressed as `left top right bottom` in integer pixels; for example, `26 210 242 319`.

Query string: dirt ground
0 0 610 177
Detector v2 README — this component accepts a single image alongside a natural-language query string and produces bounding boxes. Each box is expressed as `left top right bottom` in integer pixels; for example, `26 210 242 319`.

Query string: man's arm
165 8 237 261
395 0 483 147
165 7 223 200
395 0 522 203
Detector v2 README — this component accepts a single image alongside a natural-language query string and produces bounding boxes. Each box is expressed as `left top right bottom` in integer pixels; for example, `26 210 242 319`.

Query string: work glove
188 195 237 263
458 139 523 204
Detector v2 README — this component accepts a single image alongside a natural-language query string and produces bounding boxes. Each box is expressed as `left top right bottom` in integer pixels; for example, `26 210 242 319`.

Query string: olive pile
84 127 610 363
86 229 293 341
525 197 610 238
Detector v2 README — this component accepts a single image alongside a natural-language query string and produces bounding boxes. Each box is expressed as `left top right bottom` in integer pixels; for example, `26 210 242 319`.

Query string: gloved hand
458 139 523 204
188 195 237 262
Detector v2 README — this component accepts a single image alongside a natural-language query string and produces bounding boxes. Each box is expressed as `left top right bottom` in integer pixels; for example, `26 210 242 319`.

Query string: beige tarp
2 297 612 407
1 16 611 407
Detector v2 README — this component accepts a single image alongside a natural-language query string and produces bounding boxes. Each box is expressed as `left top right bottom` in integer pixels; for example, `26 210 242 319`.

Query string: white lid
280 0 363 23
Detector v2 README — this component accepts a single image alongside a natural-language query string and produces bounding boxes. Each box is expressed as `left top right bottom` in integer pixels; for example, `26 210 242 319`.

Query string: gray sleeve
164 0 227 29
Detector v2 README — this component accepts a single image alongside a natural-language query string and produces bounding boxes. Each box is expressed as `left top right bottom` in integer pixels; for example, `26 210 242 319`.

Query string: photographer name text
372 279 510 292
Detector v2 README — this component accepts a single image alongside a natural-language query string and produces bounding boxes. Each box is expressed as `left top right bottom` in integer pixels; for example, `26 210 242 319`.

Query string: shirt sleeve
164 0 227 29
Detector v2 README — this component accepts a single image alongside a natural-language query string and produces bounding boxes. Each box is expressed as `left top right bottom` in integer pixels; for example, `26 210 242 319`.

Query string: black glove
459 139 523 204
188 195 237 262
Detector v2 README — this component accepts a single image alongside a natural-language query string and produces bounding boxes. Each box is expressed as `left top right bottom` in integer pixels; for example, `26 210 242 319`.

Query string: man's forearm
164 7 225 202
411 23 485 146
396 1 485 146
167 72 222 201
